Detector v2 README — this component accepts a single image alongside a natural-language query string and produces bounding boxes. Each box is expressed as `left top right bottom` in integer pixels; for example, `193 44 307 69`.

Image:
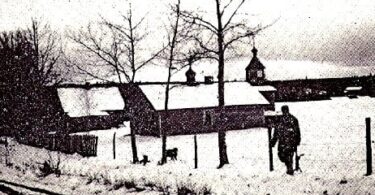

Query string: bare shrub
177 186 212 195
0 137 13 166
37 152 61 177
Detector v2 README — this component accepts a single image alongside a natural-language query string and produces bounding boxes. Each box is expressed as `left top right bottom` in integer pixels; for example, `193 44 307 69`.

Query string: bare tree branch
179 11 218 33
73 6 164 84
135 46 166 71
29 19 64 85
222 0 246 30
221 0 235 16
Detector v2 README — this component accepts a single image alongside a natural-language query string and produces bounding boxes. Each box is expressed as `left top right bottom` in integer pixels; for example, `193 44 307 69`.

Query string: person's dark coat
271 114 301 154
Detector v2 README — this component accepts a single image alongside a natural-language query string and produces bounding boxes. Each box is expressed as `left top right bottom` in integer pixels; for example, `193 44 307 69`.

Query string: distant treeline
265 75 375 102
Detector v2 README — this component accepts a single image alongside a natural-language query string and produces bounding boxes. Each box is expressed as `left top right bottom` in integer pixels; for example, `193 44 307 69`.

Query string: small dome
246 47 265 70
186 66 196 76
186 66 196 85
251 47 258 56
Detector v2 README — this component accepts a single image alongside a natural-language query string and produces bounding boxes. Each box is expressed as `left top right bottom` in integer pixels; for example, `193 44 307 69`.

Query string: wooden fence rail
17 134 98 157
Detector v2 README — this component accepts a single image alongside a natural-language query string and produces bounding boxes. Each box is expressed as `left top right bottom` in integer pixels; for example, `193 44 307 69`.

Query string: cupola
245 46 266 85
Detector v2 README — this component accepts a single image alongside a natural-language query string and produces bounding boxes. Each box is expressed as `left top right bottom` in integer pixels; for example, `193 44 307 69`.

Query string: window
257 70 263 78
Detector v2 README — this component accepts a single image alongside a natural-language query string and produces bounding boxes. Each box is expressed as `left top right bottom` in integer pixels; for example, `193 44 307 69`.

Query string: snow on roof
139 82 271 110
344 86 363 91
253 85 277 92
264 110 282 116
57 87 125 117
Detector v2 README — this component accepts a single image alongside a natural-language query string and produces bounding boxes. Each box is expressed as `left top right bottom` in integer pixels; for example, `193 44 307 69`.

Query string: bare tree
28 19 64 86
102 6 167 164
179 0 268 168
70 5 164 84
158 0 183 165
0 19 63 86
69 23 129 83
159 0 204 164
102 6 166 83
70 5 167 164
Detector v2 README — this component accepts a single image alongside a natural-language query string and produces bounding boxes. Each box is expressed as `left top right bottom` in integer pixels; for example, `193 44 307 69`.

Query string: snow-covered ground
2 96 375 194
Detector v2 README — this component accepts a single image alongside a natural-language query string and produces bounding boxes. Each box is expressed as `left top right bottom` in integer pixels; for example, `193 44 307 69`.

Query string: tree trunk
216 0 229 168
129 15 139 164
115 65 122 83
130 127 139 163
161 128 167 164
129 11 136 84
217 114 229 168
161 68 172 165
129 94 138 164
122 85 138 164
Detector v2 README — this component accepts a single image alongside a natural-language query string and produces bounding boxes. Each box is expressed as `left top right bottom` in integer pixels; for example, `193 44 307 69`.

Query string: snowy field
2 96 375 194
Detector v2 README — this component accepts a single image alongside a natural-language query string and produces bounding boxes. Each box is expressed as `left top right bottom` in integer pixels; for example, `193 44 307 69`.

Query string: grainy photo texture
1 0 375 194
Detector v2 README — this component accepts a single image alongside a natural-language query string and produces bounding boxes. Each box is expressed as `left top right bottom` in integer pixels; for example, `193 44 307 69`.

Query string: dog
139 155 151 166
166 148 178 161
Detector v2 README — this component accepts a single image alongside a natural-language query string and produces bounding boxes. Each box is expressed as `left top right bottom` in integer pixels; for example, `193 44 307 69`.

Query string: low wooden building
57 86 128 133
120 82 276 136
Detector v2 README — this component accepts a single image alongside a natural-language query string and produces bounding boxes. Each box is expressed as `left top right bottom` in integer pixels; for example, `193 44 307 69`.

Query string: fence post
94 137 98 156
52 135 56 151
5 137 9 166
194 134 198 169
113 132 116 160
366 117 372 176
268 126 274 171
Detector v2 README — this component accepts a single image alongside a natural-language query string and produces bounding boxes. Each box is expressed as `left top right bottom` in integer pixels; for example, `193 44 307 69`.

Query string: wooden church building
53 46 275 136
121 50 276 136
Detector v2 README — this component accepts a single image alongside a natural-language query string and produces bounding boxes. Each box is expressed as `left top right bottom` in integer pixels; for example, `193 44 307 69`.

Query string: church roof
246 47 265 70
57 87 125 117
139 82 271 110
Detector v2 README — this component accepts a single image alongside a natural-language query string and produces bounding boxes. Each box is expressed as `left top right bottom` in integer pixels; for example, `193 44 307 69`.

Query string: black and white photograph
1 0 375 194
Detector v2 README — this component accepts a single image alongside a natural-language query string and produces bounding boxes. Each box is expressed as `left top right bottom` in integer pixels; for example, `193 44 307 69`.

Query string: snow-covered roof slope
344 86 363 92
57 87 125 117
253 85 277 92
139 82 270 110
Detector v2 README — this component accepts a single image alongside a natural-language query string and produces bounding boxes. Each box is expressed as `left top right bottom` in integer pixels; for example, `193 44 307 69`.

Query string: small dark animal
139 155 150 166
0 137 8 146
166 148 178 160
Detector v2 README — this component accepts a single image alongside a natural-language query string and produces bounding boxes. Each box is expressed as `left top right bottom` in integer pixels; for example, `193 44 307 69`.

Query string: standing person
271 105 301 175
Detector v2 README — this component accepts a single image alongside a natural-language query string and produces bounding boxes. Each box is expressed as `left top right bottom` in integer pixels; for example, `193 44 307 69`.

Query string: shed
57 86 128 132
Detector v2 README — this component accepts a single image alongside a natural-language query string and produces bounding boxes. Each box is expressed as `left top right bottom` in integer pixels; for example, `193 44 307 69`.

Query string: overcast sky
1 0 375 66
